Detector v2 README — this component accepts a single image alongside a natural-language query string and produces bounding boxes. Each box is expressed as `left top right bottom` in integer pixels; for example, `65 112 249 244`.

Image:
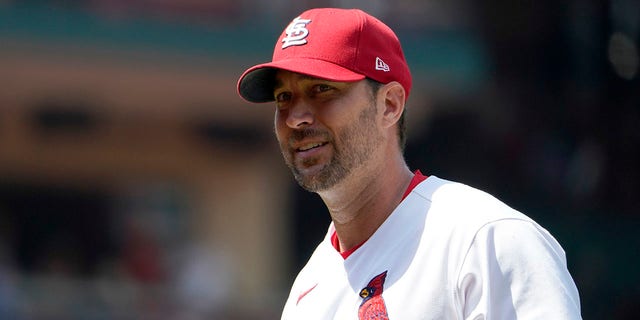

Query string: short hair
366 78 407 152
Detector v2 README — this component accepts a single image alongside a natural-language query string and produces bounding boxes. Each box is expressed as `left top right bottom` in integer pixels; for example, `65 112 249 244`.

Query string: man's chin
292 164 347 193
293 168 327 192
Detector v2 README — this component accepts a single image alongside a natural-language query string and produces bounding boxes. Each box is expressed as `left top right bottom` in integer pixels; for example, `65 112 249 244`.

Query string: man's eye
312 84 333 93
275 92 291 102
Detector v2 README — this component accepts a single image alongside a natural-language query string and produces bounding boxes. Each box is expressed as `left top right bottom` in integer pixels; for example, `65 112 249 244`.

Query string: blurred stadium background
0 0 638 319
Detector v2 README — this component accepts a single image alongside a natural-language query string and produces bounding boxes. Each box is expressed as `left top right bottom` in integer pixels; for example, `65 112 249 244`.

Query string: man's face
273 70 382 192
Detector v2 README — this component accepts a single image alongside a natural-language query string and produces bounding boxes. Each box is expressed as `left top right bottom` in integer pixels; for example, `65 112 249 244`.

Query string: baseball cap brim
237 58 366 103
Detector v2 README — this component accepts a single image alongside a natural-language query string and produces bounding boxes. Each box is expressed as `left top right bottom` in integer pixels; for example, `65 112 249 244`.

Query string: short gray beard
287 102 381 192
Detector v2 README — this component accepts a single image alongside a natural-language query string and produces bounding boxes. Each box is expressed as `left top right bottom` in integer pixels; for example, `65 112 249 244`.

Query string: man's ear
379 81 406 129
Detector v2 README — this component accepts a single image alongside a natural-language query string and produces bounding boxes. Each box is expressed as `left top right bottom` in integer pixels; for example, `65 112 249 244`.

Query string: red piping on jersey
331 170 428 259
296 283 318 305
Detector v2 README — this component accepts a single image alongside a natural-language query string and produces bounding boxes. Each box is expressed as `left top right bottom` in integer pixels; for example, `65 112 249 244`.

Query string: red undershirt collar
331 170 428 259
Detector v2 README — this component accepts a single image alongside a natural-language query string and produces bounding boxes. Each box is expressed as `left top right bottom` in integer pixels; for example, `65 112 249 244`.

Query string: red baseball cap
237 8 412 103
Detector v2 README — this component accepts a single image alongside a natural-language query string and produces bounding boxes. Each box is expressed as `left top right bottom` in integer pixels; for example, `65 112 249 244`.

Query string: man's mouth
296 142 327 152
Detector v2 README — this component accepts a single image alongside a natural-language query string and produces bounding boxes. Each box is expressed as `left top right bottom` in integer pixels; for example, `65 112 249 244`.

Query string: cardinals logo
358 271 389 319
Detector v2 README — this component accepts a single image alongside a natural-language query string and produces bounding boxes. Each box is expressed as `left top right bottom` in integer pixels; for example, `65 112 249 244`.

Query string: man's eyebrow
274 78 284 92
273 74 329 91
298 74 324 81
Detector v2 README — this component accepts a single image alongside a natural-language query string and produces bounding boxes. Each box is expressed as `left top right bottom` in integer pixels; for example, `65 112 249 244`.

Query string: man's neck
318 156 413 252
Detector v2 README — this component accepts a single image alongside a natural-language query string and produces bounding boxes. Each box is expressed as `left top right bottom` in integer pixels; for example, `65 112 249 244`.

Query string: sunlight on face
273 73 383 192
290 101 381 192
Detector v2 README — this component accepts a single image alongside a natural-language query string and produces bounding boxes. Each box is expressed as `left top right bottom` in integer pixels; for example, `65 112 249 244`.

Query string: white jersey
281 176 581 319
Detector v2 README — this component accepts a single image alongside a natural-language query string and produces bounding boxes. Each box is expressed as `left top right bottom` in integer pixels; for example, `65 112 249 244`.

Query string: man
237 8 581 319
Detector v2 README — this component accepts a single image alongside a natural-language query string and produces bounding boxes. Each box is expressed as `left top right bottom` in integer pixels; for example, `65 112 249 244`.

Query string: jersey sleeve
456 218 582 319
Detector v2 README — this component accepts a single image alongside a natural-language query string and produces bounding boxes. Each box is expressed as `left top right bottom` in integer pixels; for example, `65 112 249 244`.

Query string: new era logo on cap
375 57 390 72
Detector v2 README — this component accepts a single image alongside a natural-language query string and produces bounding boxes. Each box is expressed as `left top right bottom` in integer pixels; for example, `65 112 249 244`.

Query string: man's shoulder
412 176 533 228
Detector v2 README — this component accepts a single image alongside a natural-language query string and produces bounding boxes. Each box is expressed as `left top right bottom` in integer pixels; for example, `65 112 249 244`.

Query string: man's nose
285 100 314 129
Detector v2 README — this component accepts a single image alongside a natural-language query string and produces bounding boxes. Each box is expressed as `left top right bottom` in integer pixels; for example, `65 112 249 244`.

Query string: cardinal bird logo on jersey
358 271 389 319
